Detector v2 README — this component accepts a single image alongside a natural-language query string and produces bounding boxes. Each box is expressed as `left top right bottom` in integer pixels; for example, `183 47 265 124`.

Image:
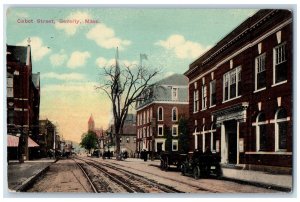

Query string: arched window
157 106 163 121
172 107 178 121
256 113 268 151
275 108 288 151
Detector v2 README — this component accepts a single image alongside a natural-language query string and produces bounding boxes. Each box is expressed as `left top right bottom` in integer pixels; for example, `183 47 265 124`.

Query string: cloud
164 71 176 78
41 72 86 81
55 11 92 36
42 81 98 93
50 50 68 66
86 24 131 50
95 57 138 68
17 37 51 61
155 34 210 59
67 51 91 68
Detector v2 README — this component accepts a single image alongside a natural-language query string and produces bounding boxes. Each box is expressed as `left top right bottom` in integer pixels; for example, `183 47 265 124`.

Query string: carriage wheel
164 157 169 171
181 164 187 176
193 166 201 180
160 160 164 170
215 165 222 178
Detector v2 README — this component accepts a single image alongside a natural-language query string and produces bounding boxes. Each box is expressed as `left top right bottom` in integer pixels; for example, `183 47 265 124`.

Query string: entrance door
228 132 237 164
157 143 163 153
225 120 237 164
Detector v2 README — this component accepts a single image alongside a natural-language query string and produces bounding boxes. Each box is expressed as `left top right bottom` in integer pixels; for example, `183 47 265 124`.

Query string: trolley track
74 156 182 193
73 158 98 193
73 158 131 192
108 160 235 193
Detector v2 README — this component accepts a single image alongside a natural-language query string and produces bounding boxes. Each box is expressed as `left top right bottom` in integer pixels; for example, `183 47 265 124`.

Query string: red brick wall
186 10 292 167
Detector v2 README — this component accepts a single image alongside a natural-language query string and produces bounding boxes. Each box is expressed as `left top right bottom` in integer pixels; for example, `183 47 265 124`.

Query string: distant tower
88 114 95 131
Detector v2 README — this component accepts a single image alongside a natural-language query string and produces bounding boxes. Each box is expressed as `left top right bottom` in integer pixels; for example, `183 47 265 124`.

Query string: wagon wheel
193 166 201 180
215 164 222 178
164 157 169 171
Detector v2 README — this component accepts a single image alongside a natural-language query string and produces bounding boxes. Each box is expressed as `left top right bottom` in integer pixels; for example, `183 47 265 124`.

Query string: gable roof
157 73 188 86
7 45 30 64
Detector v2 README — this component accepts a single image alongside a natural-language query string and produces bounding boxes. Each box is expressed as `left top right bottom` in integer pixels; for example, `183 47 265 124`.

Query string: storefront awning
7 135 39 147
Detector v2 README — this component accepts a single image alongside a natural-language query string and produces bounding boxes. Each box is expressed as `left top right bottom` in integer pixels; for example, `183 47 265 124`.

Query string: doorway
225 120 237 164
157 142 163 153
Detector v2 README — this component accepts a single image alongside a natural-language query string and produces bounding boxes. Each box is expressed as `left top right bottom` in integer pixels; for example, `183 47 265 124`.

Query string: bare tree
96 50 159 160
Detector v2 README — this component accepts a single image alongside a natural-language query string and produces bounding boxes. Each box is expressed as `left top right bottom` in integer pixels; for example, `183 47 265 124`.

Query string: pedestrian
143 149 148 162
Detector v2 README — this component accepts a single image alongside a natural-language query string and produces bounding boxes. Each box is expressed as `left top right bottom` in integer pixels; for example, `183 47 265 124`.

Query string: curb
15 160 57 192
220 176 292 192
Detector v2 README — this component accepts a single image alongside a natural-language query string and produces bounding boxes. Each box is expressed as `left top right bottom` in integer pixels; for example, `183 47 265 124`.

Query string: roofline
185 9 278 76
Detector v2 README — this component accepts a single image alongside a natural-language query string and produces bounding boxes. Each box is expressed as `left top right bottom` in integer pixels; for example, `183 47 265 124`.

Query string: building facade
184 10 292 173
6 43 40 160
108 114 137 156
39 119 59 157
136 74 189 156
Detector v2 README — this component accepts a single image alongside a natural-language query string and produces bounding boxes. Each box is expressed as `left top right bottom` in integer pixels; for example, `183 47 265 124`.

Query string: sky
6 7 258 143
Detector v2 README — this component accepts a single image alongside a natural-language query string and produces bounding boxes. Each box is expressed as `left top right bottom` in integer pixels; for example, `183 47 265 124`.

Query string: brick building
6 42 40 160
136 74 189 156
184 10 292 173
87 114 105 153
39 119 59 157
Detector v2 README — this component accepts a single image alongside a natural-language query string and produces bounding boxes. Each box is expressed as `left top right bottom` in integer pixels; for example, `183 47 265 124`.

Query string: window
255 53 266 90
147 126 150 137
172 87 178 100
172 125 178 136
158 107 163 121
7 77 13 98
158 125 164 136
172 140 178 151
275 108 288 151
223 66 241 101
8 110 14 125
202 84 207 110
150 127 152 137
256 113 268 151
147 110 149 123
120 138 122 143
137 114 139 126
210 80 216 107
150 108 153 121
126 137 130 143
172 107 178 121
193 90 199 112
143 127 146 138
274 43 287 84
143 111 146 124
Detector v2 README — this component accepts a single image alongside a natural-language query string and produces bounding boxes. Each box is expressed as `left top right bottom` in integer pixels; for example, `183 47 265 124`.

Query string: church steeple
88 114 95 131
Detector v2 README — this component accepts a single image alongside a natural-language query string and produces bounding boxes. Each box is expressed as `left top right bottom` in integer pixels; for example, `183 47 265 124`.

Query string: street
26 156 281 193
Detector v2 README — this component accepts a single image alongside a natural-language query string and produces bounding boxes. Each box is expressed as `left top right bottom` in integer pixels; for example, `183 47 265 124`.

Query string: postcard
5 6 293 194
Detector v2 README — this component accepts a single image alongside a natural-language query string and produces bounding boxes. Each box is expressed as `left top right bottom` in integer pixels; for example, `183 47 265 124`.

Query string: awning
7 135 39 147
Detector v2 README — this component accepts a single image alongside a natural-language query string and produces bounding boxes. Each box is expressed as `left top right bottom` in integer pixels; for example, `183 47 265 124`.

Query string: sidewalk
124 158 292 191
7 158 56 192
221 167 292 191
